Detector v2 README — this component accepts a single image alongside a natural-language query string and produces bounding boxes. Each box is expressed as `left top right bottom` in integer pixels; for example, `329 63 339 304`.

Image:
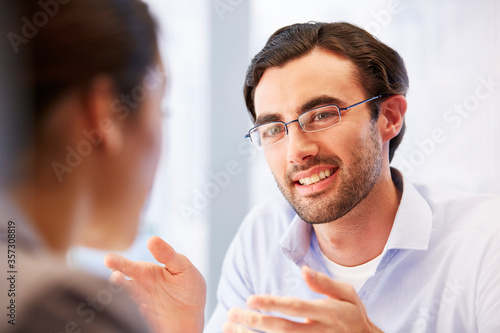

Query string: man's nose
285 122 319 165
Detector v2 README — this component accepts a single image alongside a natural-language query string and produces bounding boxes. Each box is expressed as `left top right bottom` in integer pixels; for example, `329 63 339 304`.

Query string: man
110 22 500 332
206 22 500 332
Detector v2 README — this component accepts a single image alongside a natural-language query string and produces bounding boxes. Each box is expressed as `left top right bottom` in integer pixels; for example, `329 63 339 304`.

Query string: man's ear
84 75 124 156
378 94 407 144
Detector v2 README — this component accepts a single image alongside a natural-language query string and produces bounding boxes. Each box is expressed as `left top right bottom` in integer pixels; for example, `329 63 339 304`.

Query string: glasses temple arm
341 94 384 111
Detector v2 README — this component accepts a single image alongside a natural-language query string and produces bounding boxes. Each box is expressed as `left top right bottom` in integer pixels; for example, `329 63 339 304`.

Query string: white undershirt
319 250 383 292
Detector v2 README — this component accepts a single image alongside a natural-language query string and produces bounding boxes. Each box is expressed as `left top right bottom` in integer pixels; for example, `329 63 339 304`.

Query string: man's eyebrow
298 95 345 114
255 113 282 126
255 95 345 126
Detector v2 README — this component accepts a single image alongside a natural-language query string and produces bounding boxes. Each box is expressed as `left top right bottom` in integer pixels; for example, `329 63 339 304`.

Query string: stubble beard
275 124 383 224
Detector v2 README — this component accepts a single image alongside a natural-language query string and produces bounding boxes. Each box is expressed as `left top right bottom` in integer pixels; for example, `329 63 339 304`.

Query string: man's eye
312 111 335 122
263 125 283 137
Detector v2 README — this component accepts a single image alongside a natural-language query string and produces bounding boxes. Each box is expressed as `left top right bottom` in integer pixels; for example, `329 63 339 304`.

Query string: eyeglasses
244 95 383 147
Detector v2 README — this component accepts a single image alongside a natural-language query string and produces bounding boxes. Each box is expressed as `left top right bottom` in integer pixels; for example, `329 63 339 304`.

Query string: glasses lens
300 105 341 132
250 122 286 147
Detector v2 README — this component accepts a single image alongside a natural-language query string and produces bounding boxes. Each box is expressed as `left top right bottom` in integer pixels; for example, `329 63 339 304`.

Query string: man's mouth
297 168 336 186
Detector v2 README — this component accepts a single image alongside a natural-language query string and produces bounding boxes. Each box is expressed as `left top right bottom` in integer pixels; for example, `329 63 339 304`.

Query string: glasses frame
245 95 383 147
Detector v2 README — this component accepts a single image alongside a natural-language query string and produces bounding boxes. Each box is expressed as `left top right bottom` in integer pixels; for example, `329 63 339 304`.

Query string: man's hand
104 236 206 333
223 266 382 333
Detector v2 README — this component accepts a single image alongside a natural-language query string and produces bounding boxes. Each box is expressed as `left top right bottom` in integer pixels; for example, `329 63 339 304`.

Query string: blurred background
69 0 500 319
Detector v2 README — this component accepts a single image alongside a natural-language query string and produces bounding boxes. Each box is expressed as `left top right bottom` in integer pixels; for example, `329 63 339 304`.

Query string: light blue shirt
205 171 500 332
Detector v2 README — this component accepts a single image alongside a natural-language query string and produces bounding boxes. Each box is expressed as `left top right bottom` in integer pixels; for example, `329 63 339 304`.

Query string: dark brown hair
1 0 158 184
244 22 409 162
20 0 159 117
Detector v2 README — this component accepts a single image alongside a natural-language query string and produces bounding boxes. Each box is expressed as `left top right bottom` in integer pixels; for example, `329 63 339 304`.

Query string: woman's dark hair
21 0 159 117
0 0 158 185
244 22 409 162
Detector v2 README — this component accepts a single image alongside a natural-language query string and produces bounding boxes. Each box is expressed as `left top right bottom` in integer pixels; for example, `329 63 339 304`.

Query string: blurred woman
0 0 205 332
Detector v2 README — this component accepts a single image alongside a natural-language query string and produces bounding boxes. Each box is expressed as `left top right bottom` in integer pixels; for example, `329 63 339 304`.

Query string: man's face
253 49 384 224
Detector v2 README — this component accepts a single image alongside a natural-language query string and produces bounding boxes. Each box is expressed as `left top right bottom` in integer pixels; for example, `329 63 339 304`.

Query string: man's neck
313 170 402 267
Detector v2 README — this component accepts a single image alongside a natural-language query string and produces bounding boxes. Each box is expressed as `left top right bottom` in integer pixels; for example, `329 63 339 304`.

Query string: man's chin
288 193 359 224
278 183 339 223
289 200 333 224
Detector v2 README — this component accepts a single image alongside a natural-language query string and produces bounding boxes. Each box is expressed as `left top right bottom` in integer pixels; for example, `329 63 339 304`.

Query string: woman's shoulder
1 251 151 333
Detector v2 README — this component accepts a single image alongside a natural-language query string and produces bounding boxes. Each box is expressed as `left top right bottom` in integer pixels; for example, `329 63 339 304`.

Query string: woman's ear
84 75 124 156
378 94 407 143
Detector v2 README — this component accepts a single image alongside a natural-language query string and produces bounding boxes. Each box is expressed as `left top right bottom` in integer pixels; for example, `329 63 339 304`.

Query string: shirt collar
279 214 313 266
279 168 434 266
384 169 433 251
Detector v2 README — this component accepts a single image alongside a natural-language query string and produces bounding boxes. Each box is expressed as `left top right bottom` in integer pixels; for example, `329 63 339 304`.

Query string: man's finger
223 321 256 333
247 294 340 323
227 308 310 332
301 265 356 302
104 253 142 279
147 236 191 274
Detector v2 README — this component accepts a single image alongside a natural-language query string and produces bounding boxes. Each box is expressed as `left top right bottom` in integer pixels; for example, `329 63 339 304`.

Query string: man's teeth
298 169 333 186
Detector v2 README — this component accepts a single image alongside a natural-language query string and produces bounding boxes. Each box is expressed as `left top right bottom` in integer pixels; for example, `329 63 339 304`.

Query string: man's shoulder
240 193 296 231
413 181 500 233
229 193 297 251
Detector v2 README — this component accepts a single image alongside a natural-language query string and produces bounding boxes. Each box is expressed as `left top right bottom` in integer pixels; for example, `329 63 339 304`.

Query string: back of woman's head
2 0 158 185
2 0 162 250
21 0 159 116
